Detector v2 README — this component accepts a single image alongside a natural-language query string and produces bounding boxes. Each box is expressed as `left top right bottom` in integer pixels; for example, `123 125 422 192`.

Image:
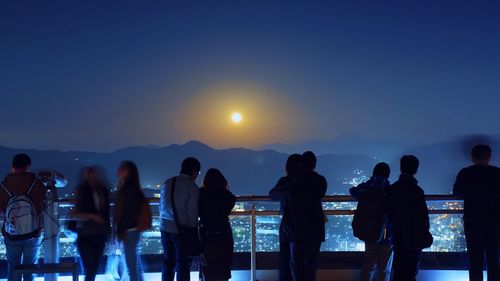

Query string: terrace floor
0 270 485 281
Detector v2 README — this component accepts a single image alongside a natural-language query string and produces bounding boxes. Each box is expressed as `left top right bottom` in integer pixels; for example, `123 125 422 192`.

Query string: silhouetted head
77 166 108 193
471 144 491 165
301 151 317 171
373 162 390 179
118 160 141 188
400 155 419 176
286 154 302 176
203 168 228 190
12 153 31 173
180 157 201 180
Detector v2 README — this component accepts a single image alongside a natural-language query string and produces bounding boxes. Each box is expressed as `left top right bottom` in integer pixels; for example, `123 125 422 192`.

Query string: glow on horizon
172 82 312 148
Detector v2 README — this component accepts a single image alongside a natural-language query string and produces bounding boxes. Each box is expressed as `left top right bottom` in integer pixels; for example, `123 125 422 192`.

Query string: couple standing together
160 157 237 281
270 151 328 281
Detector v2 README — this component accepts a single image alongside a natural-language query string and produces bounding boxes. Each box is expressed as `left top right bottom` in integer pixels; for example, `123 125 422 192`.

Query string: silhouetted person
269 154 302 281
160 157 201 281
0 154 45 281
114 161 152 281
350 162 393 281
387 155 432 281
198 168 236 281
72 166 111 281
453 144 500 281
290 151 327 281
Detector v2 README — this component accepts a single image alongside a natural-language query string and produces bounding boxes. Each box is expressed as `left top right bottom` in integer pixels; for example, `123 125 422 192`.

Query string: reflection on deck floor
0 270 487 281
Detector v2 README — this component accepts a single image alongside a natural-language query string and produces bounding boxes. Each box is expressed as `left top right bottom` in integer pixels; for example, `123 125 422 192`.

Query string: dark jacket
350 176 390 199
199 186 236 281
199 187 236 234
114 183 146 234
270 171 327 243
387 175 431 250
453 164 500 225
0 172 45 240
270 175 299 243
350 176 392 244
74 184 111 236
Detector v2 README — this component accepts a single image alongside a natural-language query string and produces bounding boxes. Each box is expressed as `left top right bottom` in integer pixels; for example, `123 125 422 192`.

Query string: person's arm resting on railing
269 177 289 201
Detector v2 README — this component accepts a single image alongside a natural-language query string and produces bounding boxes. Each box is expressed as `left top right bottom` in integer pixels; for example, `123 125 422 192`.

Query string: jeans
359 242 393 281
4 236 42 281
161 231 193 281
76 235 107 281
123 231 144 281
464 223 500 281
392 249 422 281
290 241 322 281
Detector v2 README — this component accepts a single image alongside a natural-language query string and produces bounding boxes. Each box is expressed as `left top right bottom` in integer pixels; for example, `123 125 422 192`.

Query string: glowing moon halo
231 112 243 124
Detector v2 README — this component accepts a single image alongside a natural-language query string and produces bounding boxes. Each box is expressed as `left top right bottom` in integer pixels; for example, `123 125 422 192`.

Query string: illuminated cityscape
0 200 465 259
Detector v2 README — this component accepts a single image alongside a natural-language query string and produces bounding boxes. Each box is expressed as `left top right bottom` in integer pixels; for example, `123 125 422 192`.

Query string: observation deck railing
0 195 465 281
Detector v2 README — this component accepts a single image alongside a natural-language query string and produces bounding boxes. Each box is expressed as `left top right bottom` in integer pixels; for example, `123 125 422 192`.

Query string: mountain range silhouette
1 137 498 196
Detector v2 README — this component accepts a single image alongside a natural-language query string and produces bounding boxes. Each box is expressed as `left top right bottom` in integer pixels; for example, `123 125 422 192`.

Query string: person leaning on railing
269 153 302 281
350 162 393 281
287 151 328 281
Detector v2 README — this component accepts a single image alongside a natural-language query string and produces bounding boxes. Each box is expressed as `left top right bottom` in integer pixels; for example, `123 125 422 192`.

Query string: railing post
250 204 257 281
43 185 60 281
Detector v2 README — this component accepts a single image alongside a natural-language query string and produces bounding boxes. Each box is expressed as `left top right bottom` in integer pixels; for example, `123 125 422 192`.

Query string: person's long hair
202 168 228 190
117 161 145 206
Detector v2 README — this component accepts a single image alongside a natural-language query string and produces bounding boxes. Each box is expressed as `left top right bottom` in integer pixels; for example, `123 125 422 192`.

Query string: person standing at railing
386 155 433 281
350 162 393 281
71 166 111 281
160 157 201 281
288 151 327 281
198 168 236 281
0 154 45 281
453 144 500 281
269 154 302 281
114 161 152 281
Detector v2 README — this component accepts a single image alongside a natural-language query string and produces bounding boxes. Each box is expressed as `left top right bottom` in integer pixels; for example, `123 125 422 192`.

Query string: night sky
1 1 500 151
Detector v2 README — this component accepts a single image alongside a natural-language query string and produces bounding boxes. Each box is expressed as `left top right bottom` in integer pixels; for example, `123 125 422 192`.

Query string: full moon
231 112 243 124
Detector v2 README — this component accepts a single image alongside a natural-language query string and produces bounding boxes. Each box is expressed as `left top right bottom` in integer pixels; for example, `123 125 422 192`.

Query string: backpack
0 180 40 238
352 187 387 243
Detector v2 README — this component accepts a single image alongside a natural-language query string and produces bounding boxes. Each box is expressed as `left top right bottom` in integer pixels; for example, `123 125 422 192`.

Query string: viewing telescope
36 169 66 281
36 169 68 189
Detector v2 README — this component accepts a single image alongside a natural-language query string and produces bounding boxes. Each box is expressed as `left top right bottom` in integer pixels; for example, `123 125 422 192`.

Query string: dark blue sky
1 1 499 151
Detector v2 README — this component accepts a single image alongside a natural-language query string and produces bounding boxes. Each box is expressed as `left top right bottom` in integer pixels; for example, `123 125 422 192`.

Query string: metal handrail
57 194 462 204
235 194 462 202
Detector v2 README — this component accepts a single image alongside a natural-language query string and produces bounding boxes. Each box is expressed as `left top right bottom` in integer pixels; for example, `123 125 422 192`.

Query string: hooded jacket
350 176 392 244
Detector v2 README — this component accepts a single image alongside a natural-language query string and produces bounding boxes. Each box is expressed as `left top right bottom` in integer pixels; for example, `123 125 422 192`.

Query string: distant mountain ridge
2 137 498 196
0 140 377 196
261 134 414 159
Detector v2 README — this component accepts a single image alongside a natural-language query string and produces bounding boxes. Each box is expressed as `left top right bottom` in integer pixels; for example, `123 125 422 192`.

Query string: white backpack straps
26 179 37 195
0 182 12 197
